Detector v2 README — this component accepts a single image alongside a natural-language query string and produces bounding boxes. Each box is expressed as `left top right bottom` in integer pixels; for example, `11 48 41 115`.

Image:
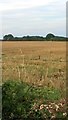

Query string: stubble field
2 41 66 90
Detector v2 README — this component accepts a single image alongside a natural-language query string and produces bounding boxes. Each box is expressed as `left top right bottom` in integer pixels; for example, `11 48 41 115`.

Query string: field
2 41 66 88
2 41 67 119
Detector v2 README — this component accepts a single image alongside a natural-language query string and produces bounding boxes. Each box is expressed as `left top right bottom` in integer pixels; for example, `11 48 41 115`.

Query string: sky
0 0 67 38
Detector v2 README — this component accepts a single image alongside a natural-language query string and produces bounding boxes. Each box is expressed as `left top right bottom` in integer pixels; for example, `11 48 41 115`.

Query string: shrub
2 80 67 119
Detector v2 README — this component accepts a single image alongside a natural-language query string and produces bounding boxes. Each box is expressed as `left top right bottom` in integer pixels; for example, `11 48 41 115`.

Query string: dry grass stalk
17 66 21 81
19 48 27 80
45 67 48 79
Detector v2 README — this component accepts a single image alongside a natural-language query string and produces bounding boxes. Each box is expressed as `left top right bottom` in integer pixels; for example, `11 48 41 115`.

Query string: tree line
3 33 67 41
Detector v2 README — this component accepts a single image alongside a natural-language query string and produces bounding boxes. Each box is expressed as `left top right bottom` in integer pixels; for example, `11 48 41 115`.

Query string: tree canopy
3 34 14 40
46 33 55 40
3 33 67 41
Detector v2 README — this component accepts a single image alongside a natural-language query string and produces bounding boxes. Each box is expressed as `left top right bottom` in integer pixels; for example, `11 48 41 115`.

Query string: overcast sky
0 0 67 38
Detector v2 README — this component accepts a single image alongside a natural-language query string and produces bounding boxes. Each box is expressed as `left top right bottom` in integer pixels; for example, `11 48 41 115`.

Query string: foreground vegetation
2 80 67 120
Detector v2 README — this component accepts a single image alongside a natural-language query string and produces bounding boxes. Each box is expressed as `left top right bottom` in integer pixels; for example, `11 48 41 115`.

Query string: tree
3 34 14 40
46 33 55 40
3 35 8 40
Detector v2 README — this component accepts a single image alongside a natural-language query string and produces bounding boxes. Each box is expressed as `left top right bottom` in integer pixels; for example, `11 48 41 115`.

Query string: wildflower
44 104 47 107
35 109 38 112
40 104 44 110
46 106 49 109
55 104 59 111
63 112 67 117
58 103 63 107
51 114 56 119
49 105 52 108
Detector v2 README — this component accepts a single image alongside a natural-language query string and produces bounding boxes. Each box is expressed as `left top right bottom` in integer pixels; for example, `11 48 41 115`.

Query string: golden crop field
2 41 66 92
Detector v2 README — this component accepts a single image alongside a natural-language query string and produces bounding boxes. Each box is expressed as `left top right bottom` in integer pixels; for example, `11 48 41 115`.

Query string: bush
2 80 67 120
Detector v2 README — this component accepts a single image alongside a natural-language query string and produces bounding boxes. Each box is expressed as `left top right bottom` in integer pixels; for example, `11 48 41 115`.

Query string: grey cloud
1 0 66 38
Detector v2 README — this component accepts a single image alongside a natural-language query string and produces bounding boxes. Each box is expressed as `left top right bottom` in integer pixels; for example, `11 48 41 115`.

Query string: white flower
46 106 49 109
44 104 47 107
63 112 67 116
55 104 59 111
51 115 56 119
58 103 63 107
49 105 52 108
40 104 44 110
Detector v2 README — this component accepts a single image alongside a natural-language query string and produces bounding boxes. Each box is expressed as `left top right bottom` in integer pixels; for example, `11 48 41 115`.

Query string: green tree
46 33 55 40
3 34 14 40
